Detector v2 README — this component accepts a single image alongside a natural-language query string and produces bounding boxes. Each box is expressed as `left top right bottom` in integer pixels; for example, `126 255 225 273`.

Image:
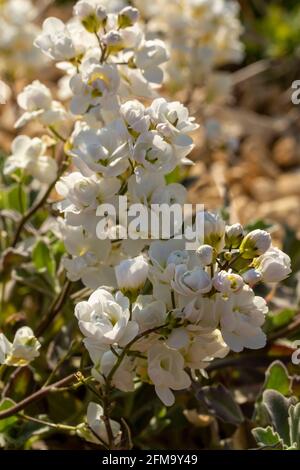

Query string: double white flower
0 327 41 367
4 135 58 184
75 288 139 349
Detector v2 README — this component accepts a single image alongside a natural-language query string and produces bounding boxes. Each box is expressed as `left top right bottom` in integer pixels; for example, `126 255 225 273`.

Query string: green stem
18 178 24 215
100 322 169 449
0 364 7 382
19 412 77 432
0 281 6 315
36 279 72 337
49 126 66 143
0 372 80 420
42 340 79 388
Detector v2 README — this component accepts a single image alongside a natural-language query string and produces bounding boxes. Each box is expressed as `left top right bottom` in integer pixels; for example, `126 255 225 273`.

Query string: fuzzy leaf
198 384 244 426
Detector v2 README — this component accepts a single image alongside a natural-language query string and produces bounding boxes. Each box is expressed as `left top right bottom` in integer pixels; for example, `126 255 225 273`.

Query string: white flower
132 295 167 332
70 61 120 115
85 402 121 445
115 255 149 292
93 350 135 392
135 39 169 84
34 17 84 61
70 120 129 177
196 244 213 266
213 270 244 294
254 247 291 283
15 81 67 128
147 343 191 406
17 80 52 111
149 239 187 283
4 135 58 184
216 286 268 352
2 0 38 24
128 167 164 204
171 265 212 296
55 172 120 212
75 288 139 347
133 131 175 174
149 243 190 306
120 100 150 134
183 296 218 328
184 330 229 370
203 212 226 251
0 80 11 104
148 97 198 161
240 229 272 259
118 6 139 28
0 327 40 367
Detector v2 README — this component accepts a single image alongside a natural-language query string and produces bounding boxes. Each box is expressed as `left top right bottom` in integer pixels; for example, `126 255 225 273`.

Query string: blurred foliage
240 0 300 61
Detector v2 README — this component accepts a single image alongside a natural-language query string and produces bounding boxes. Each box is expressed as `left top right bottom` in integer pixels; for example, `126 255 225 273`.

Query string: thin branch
11 156 69 248
0 373 79 421
100 323 168 449
268 313 300 342
36 279 72 337
19 412 77 432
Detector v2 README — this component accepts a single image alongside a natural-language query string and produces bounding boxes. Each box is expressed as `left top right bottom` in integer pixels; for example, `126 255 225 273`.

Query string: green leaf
198 384 244 426
32 240 56 279
288 403 300 449
262 390 295 446
0 247 29 282
8 368 33 403
264 361 291 396
252 425 284 448
245 220 273 232
0 184 27 213
0 399 17 432
267 309 297 330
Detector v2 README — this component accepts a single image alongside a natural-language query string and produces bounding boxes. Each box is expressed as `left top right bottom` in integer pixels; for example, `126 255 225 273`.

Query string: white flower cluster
5 1 291 417
74 217 291 406
0 326 40 367
133 0 244 94
0 0 47 76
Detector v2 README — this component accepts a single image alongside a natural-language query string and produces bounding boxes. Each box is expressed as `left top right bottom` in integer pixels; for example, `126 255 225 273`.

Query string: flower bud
118 6 139 29
242 268 262 286
95 5 107 22
240 229 272 259
102 31 123 52
74 1 107 33
196 244 213 266
203 212 225 252
115 255 149 293
213 271 244 294
225 223 244 248
74 1 94 18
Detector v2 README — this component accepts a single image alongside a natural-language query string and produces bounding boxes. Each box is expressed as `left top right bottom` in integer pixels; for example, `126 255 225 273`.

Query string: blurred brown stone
273 136 300 167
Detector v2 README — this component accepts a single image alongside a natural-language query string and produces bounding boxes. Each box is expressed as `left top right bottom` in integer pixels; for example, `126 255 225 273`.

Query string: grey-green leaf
198 384 244 426
262 389 295 446
252 425 284 448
